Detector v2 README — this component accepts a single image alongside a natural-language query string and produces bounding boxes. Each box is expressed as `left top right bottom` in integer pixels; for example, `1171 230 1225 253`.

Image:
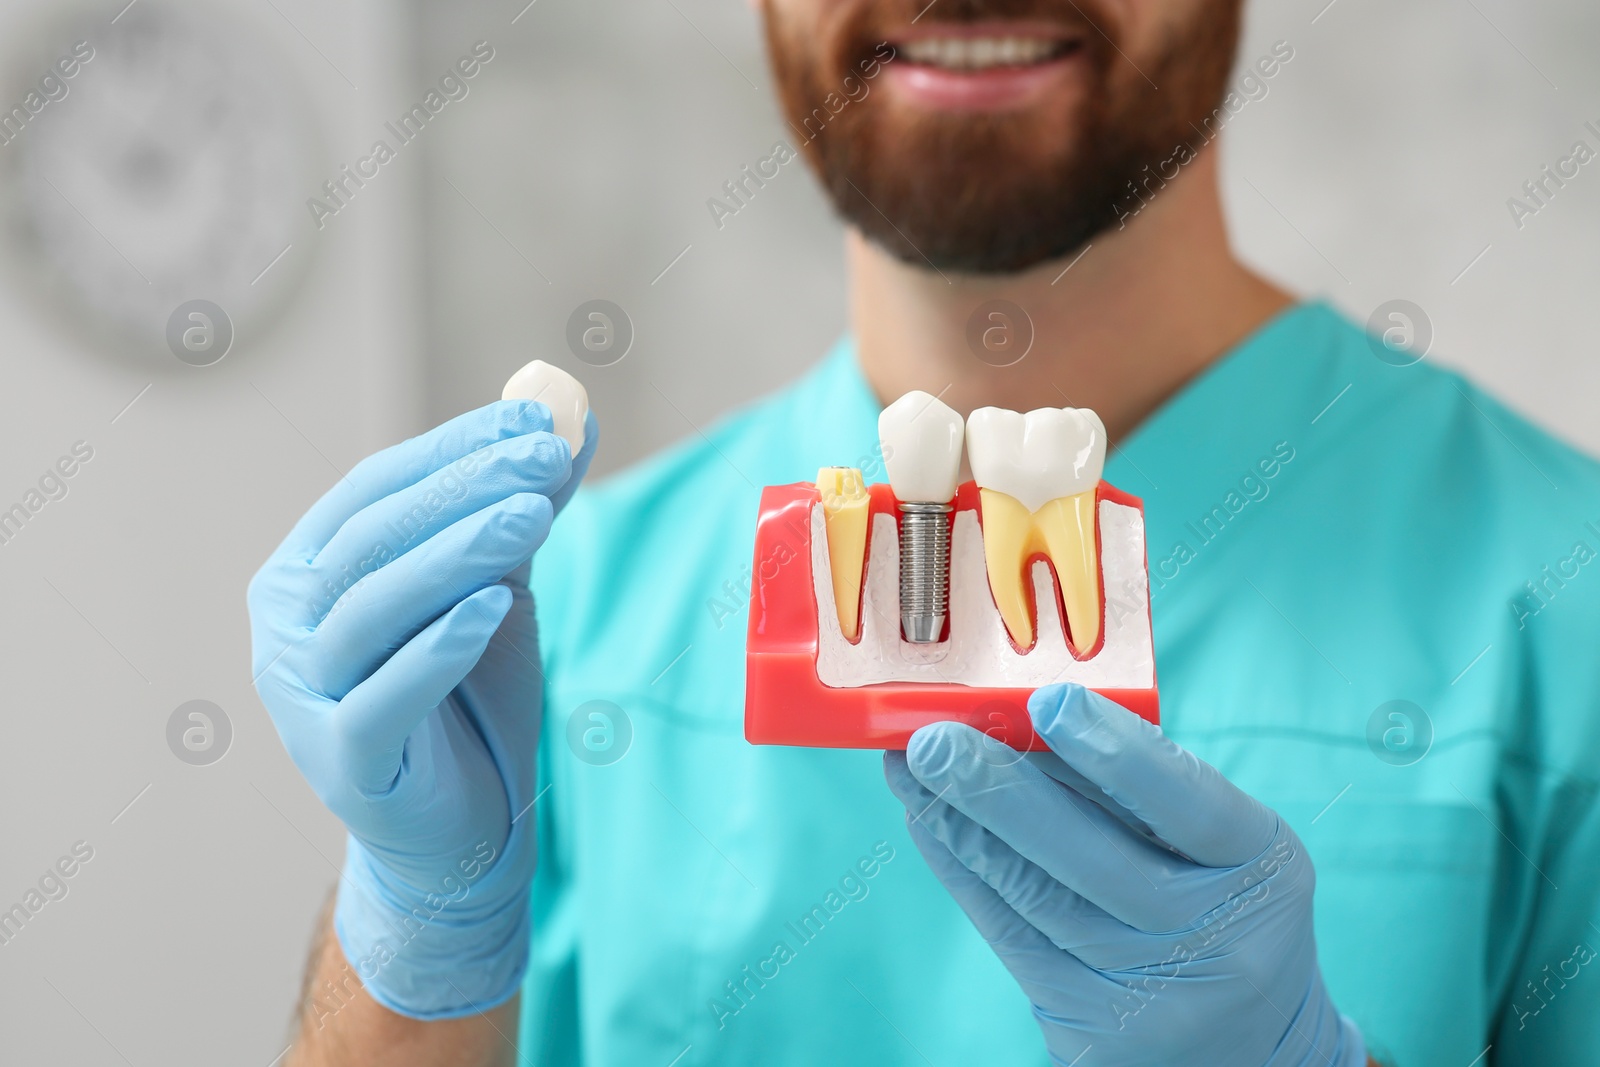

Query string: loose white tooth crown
879 391 964 503
502 359 589 454
965 406 1106 513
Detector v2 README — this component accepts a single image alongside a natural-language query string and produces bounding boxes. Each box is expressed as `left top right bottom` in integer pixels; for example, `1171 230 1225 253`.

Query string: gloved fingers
304 493 554 700
306 430 570 618
903 813 1103 1000
904 721 1220 932
1026 751 1157 843
453 410 593 662
277 400 558 562
1029 684 1277 868
447 570 542 739
335 583 515 796
547 410 599 515
886 752 1132 957
248 589 312 681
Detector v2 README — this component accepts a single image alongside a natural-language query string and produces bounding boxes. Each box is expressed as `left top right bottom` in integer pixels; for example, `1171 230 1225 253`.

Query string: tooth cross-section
967 406 1106 654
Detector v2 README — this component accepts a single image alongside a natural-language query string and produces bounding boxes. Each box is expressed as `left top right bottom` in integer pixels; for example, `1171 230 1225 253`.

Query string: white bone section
812 501 1155 689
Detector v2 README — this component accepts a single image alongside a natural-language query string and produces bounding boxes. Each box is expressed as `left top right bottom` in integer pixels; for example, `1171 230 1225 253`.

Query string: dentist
248 0 1600 1064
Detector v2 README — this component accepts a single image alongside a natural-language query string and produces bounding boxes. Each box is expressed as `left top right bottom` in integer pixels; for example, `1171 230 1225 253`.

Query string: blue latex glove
248 400 597 1018
884 683 1367 1067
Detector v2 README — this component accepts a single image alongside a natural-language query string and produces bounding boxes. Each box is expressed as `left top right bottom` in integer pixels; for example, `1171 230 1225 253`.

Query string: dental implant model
743 391 1158 751
878 391 965 644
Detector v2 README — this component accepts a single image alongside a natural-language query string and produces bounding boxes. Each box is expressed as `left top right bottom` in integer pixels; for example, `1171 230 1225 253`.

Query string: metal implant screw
877 389 965 644
898 502 953 643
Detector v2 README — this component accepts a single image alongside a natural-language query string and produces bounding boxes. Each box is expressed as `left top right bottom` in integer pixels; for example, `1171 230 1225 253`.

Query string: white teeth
967 406 1107 654
501 359 589 454
879 391 964 504
897 36 1061 71
966 407 1105 514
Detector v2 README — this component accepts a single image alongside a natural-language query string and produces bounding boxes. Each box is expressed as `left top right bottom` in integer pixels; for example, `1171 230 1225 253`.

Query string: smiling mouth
874 25 1088 111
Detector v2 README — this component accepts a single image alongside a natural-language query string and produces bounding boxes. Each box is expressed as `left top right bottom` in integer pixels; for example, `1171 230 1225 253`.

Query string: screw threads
898 502 953 643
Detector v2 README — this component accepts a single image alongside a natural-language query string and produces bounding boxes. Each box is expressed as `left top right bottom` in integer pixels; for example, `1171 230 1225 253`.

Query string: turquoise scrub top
521 303 1600 1066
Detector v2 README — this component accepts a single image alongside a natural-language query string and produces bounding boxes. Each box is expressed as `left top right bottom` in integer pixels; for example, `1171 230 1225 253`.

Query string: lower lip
882 52 1080 111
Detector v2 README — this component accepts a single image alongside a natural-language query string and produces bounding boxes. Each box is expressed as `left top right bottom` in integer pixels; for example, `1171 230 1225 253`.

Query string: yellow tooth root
817 468 870 642
978 487 1101 655
1037 491 1101 654
977 490 1037 650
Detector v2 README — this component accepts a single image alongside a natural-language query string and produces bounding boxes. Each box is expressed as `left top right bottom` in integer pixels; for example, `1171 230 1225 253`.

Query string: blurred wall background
0 0 1595 1063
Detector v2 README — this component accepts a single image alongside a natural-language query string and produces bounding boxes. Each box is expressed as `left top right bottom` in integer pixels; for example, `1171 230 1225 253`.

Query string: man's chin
844 203 1107 275
825 160 1118 275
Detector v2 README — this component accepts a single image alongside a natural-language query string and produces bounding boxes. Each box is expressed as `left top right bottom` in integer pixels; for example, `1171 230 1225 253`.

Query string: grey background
0 0 1595 1063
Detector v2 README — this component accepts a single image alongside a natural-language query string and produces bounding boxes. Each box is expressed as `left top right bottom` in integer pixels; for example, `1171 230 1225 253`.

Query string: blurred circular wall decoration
0 1 321 365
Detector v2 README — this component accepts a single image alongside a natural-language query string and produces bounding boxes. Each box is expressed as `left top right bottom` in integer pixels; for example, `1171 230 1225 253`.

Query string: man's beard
763 0 1243 275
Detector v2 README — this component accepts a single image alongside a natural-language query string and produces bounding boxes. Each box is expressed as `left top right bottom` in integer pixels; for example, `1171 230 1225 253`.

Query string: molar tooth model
745 395 1159 751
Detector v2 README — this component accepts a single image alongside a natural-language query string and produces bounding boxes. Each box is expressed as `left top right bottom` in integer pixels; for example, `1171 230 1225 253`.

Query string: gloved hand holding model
885 682 1368 1067
247 362 595 1018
